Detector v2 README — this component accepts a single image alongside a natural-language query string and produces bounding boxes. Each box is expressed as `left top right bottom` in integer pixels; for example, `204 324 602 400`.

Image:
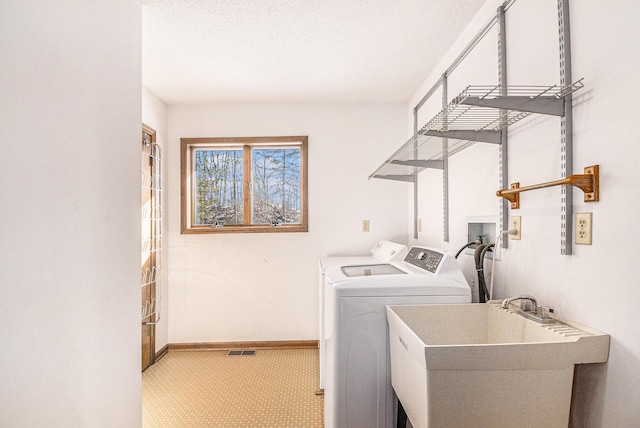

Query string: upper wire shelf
370 79 584 181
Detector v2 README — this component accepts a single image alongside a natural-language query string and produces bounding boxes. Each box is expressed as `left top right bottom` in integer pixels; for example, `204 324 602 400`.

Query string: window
181 136 308 234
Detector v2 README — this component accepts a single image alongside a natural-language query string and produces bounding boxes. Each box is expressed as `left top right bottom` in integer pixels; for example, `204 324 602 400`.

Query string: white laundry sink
386 303 610 428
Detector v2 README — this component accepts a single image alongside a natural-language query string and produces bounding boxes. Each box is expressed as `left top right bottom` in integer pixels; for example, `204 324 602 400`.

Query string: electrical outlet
575 213 592 245
510 216 521 240
362 220 370 232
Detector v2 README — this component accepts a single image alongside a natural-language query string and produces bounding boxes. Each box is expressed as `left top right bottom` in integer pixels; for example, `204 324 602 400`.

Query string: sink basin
386 303 609 428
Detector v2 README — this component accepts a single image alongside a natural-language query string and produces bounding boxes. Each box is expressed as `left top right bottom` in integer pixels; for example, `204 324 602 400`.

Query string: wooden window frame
181 136 308 234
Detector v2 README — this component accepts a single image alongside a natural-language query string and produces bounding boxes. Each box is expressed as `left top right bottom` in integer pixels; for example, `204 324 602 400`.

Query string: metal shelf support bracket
373 175 416 183
391 159 444 169
423 129 501 144
460 94 564 116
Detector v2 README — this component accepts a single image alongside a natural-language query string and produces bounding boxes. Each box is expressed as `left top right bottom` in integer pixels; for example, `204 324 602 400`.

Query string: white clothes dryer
323 246 471 428
318 240 408 391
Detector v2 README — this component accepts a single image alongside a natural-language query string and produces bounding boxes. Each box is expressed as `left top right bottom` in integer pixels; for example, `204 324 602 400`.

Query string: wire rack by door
141 128 162 324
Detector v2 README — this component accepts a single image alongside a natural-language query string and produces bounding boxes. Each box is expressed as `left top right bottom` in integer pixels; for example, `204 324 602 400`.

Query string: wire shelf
422 80 583 133
141 266 160 287
141 297 160 320
141 236 163 254
142 204 163 221
141 171 163 190
369 134 476 180
370 80 584 181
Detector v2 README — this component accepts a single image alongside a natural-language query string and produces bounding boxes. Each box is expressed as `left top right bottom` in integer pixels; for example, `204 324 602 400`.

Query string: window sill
181 224 308 234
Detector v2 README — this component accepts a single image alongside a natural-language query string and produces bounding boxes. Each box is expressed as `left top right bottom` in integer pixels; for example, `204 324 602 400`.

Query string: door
141 124 160 371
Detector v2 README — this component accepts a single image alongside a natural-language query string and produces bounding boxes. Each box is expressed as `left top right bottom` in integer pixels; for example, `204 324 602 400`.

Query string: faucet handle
539 305 555 319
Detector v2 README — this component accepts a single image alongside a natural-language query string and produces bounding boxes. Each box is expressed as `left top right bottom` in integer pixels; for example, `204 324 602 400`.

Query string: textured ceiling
142 0 487 104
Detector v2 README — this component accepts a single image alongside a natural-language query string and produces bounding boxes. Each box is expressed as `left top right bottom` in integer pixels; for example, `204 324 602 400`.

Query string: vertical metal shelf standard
497 5 509 248
558 0 573 254
441 75 449 242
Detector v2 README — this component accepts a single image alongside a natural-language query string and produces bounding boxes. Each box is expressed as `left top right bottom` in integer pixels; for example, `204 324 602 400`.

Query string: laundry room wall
406 0 640 425
0 0 142 426
166 104 408 343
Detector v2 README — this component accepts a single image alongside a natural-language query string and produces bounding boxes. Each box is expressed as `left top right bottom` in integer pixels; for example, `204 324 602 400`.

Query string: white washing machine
323 246 471 428
318 240 408 391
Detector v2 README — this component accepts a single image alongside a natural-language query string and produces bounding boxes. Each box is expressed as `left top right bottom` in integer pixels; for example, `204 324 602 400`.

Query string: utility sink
386 303 609 428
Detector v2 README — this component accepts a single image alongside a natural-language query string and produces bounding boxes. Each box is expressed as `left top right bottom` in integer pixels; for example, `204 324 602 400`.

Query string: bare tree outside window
252 148 300 225
181 136 307 234
194 149 243 225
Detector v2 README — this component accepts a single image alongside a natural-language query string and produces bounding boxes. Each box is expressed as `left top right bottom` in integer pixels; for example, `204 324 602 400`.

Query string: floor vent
227 350 257 356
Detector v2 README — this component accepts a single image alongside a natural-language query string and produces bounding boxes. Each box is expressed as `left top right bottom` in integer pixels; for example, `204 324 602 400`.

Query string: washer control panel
404 247 444 274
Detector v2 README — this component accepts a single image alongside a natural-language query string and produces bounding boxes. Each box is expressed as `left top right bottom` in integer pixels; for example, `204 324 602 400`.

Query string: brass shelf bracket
496 165 599 209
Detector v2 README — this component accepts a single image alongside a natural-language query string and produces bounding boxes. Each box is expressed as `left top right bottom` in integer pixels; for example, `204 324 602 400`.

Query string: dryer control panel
404 247 444 274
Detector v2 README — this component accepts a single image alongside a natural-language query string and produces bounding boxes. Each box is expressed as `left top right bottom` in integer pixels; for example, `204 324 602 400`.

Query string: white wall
167 104 408 343
142 88 170 351
0 1 142 426
408 0 640 425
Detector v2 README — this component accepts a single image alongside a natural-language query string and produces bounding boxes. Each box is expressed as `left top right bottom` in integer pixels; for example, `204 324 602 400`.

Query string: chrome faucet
500 295 556 324
501 295 538 313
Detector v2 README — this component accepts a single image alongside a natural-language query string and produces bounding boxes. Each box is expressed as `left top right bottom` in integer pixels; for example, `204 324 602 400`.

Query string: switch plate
575 213 592 245
510 216 521 240
362 220 370 232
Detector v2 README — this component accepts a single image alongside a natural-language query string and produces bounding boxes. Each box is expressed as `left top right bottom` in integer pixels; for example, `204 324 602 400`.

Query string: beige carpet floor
142 348 324 427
